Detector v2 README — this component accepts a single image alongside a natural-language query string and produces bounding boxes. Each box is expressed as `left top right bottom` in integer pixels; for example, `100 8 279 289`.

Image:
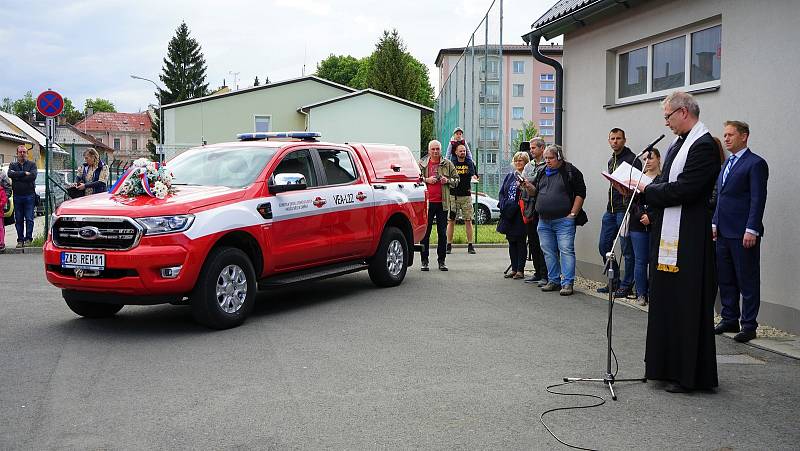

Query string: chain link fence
435 0 506 198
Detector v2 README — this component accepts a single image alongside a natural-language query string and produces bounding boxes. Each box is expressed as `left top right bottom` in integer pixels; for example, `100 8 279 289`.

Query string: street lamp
130 74 163 161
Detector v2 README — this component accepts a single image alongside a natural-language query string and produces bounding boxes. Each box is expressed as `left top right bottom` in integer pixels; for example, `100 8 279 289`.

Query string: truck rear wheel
191 246 256 329
62 290 124 318
368 226 408 287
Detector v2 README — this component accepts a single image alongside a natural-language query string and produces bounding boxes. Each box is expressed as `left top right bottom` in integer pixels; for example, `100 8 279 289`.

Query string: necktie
722 154 737 185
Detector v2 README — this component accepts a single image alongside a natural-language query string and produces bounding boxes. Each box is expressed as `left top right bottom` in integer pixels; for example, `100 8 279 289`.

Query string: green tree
510 120 539 156
12 91 36 120
62 97 84 124
366 30 419 102
157 22 210 106
85 97 116 113
315 54 364 88
1 97 12 113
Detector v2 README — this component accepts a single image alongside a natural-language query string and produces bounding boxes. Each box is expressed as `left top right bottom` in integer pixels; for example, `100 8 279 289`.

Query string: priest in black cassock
630 91 720 393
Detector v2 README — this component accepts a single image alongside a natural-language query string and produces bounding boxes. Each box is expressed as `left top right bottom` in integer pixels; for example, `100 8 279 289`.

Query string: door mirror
269 173 307 193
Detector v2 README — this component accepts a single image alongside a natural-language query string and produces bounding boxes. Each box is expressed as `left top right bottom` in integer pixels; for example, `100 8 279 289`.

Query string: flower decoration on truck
115 158 176 199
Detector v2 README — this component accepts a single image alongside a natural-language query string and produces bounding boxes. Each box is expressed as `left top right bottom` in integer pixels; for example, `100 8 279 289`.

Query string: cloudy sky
0 0 559 113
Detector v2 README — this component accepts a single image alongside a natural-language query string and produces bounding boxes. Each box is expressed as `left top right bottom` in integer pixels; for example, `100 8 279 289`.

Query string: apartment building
435 44 563 190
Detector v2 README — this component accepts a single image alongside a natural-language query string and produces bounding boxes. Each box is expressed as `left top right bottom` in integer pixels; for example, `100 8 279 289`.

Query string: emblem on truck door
356 192 367 202
313 197 326 208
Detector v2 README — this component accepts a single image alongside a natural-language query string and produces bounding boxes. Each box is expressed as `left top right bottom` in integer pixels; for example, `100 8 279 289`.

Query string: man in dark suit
712 121 769 343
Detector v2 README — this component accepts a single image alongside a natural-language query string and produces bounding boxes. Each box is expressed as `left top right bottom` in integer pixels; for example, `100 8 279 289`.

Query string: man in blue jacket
7 145 37 248
713 121 769 343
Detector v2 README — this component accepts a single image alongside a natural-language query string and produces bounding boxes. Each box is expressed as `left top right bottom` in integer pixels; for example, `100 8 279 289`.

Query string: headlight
135 215 194 235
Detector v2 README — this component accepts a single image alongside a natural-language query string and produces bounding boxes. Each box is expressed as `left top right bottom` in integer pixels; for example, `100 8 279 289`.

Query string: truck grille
53 216 142 250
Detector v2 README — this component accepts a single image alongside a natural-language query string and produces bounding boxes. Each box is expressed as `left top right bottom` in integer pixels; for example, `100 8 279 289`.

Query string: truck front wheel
62 291 124 318
368 226 408 287
191 247 256 329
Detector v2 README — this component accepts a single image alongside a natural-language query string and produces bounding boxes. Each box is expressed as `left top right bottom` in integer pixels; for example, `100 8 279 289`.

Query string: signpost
36 90 64 235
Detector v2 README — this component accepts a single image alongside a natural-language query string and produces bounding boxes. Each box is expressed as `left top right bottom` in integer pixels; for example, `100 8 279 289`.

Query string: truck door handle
390 164 401 172
373 184 387 190
257 202 272 219
414 182 425 188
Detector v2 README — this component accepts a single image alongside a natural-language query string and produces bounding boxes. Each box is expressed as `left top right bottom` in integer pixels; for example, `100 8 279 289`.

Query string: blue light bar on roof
237 131 322 141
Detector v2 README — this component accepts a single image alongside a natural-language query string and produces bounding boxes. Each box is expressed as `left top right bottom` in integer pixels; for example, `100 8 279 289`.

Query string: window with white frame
510 128 519 143
616 23 721 101
540 128 554 136
512 107 524 120
540 105 554 113
131 138 138 151
540 73 554 81
540 96 555 104
113 138 120 150
512 61 524 74
486 152 497 164
539 119 553 127
512 84 524 97
255 115 271 132
540 82 555 91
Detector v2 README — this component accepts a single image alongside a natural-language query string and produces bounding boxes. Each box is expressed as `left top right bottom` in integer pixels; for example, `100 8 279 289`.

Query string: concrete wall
163 79 351 148
561 0 800 333
306 94 422 155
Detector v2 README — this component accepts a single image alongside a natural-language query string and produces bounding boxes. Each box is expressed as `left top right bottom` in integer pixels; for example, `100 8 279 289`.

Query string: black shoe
613 286 633 298
596 285 609 294
734 329 757 343
438 262 448 271
467 244 476 254
524 274 542 284
421 260 429 271
714 322 739 335
665 383 692 393
446 243 452 254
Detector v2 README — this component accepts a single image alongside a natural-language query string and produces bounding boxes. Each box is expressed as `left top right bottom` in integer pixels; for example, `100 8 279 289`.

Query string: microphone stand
561 137 662 400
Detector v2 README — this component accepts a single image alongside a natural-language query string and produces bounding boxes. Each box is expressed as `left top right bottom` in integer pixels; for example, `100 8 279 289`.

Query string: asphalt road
1 249 798 450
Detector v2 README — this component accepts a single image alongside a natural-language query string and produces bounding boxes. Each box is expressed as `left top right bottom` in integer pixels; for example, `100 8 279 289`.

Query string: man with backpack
522 144 587 296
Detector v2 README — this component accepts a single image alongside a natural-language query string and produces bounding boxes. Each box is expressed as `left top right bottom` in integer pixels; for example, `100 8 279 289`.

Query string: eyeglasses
663 107 683 121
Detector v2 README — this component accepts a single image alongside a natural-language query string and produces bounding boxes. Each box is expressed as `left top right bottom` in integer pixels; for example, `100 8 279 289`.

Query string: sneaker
614 286 633 298
467 244 476 254
24 239 33 247
421 260 429 271
537 281 548 287
438 262 448 271
636 295 648 306
446 243 452 254
596 285 610 294
16 241 24 249
524 274 542 284
541 282 561 292
559 284 574 296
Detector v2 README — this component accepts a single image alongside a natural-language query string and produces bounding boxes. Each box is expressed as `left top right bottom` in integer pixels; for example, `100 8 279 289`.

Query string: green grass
428 223 507 244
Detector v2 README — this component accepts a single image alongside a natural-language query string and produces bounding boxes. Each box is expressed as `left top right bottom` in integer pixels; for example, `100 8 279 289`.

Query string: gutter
522 35 563 146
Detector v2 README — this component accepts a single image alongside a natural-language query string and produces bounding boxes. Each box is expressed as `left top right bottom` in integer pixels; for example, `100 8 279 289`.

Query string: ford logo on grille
78 226 101 240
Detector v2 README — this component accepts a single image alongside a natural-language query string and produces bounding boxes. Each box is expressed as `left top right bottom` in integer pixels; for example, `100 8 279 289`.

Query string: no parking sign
36 90 64 117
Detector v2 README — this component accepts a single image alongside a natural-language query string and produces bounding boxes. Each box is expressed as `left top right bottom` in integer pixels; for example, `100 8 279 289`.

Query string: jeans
629 231 650 297
537 216 576 286
598 211 634 288
507 237 527 273
421 202 448 264
13 194 35 242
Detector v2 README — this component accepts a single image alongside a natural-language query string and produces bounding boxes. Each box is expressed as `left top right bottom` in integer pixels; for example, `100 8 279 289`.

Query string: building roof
298 89 434 114
75 112 151 133
161 75 357 111
435 44 562 66
31 121 114 152
0 111 66 153
0 119 31 144
526 0 651 41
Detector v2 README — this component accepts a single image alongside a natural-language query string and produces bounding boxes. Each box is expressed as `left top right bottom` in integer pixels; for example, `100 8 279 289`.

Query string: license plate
61 252 105 270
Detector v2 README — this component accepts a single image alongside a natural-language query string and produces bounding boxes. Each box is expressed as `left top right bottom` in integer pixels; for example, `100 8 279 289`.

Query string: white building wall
561 0 800 332
306 94 422 156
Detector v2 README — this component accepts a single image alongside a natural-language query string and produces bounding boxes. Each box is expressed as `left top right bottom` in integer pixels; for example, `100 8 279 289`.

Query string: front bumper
44 233 210 298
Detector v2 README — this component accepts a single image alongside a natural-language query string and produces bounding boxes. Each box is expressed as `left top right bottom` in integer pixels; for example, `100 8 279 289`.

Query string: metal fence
435 0 506 199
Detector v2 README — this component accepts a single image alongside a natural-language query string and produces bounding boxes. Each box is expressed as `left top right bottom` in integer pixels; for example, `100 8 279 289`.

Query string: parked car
474 192 500 224
44 132 428 329
34 171 70 216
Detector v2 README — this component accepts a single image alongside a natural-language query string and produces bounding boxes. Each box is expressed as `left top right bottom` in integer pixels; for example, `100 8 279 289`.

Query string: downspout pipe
523 32 563 146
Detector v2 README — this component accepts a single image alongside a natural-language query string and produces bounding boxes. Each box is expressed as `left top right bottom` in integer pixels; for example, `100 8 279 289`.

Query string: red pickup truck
44 132 427 329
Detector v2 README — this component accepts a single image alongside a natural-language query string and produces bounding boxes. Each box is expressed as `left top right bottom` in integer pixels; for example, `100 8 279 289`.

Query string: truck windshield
168 146 277 188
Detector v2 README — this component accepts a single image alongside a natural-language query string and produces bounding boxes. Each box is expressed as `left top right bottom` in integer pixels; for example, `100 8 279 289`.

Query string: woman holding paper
628 149 662 306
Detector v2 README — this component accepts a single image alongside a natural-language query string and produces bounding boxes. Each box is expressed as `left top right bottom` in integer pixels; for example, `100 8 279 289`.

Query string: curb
0 246 43 255
573 285 800 360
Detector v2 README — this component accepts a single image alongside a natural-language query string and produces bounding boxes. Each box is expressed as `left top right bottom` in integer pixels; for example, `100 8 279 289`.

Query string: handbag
2 195 12 218
519 198 529 224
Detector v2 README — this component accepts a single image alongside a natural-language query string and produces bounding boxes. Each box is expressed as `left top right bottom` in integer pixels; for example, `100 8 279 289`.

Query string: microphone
636 134 665 159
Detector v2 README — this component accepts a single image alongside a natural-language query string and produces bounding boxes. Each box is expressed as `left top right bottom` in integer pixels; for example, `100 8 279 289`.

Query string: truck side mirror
268 173 307 193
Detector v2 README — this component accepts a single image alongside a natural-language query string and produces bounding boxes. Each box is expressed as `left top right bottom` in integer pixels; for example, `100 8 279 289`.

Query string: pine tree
157 22 209 106
366 30 418 102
